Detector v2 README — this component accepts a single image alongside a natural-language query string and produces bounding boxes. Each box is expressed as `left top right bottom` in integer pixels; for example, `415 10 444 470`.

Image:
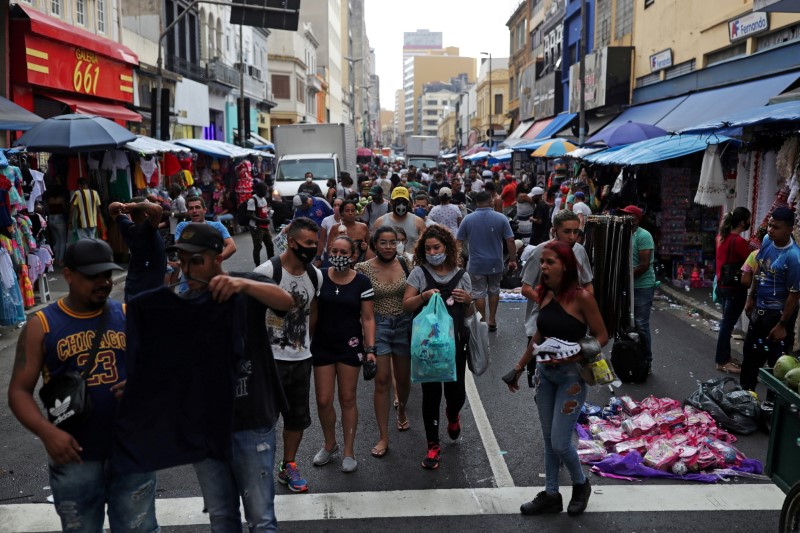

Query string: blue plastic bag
411 293 456 383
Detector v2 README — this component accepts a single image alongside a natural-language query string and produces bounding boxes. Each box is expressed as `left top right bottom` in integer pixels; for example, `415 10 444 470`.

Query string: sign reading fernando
729 12 769 42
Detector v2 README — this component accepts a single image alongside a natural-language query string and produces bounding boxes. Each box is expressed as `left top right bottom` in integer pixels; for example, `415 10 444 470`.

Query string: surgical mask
396 242 405 254
414 207 427 218
329 255 351 271
305 177 313 183
426 252 446 266
290 243 317 264
394 203 408 216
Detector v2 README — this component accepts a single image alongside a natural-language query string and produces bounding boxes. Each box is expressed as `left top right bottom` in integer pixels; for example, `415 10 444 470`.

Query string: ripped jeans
194 425 278 532
535 362 588 494
48 460 158 533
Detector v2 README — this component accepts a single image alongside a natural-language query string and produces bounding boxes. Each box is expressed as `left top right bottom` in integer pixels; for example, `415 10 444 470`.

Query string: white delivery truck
405 135 440 171
271 123 357 225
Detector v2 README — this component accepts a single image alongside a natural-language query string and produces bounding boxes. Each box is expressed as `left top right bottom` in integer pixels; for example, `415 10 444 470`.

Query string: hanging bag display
38 305 109 433
411 293 456 383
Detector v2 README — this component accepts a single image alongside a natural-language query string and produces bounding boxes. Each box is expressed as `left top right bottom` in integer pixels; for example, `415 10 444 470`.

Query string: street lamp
480 52 492 133
344 56 364 125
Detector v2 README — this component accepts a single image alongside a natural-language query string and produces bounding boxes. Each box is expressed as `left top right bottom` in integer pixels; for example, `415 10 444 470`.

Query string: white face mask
396 242 405 254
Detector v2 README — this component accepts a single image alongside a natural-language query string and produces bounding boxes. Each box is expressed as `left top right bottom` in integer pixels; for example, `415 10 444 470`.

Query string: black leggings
421 346 467 445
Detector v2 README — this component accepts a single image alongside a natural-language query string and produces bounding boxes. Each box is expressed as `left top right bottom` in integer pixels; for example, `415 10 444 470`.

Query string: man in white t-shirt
247 181 274 266
571 191 592 228
254 217 323 494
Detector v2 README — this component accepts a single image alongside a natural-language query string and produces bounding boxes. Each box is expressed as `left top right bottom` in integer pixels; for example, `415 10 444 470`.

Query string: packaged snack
705 439 740 465
577 440 608 463
619 396 642 415
643 439 680 471
614 438 648 455
623 411 657 437
695 445 719 470
596 429 625 448
656 408 686 433
580 402 602 424
589 418 615 437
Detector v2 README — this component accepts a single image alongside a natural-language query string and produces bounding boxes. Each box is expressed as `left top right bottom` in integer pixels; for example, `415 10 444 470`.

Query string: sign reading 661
73 48 101 95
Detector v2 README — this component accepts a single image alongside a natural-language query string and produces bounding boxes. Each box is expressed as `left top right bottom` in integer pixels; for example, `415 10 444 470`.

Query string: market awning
522 118 553 139
172 139 273 159
583 134 733 166
463 151 491 161
357 147 373 157
586 96 687 144
534 113 577 140
511 138 550 151
655 71 800 132
677 100 800 134
43 93 141 122
0 96 43 131
506 119 535 141
232 129 274 150
126 135 191 155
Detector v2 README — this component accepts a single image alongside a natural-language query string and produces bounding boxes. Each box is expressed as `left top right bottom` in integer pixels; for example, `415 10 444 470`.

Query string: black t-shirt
116 215 166 298
230 271 288 431
531 200 551 245
451 190 467 205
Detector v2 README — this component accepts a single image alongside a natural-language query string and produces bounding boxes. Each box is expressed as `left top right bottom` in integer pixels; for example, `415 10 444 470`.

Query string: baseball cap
166 223 224 254
574 191 585 199
530 186 544 197
482 170 493 178
293 193 310 208
620 205 643 219
64 239 123 276
391 187 410 201
438 187 452 198
369 185 383 196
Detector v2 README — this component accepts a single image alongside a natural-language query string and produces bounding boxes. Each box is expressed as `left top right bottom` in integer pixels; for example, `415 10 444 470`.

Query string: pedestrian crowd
8 157 794 531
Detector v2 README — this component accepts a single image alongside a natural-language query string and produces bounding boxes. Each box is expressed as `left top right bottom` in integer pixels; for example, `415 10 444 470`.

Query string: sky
363 0 523 111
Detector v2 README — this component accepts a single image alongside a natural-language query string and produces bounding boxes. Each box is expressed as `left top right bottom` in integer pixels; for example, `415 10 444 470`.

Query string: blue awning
511 138 551 151
583 134 733 165
534 113 577 140
677 100 800 134
0 96 43 131
655 71 800 132
586 96 687 144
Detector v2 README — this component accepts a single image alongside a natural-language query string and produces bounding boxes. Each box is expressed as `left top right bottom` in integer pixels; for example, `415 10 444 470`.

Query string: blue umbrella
593 121 667 147
13 114 136 153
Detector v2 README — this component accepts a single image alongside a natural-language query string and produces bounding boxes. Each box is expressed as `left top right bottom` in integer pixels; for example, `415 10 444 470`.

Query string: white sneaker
535 338 581 363
313 444 339 466
341 456 358 473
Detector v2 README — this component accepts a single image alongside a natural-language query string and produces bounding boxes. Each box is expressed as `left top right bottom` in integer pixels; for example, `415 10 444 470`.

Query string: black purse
720 237 744 286
362 359 377 381
38 306 109 433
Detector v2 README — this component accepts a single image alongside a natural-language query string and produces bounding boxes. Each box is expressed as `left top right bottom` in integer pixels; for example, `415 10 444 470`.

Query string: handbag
38 305 109 433
362 359 377 381
719 237 744 286
464 309 490 376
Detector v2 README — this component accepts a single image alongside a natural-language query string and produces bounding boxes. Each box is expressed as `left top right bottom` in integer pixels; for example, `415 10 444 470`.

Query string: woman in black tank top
506 241 608 518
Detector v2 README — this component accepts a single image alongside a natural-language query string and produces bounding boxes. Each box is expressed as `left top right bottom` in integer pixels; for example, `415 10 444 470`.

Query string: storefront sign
533 71 561 118
729 12 769 42
175 78 210 127
568 47 633 113
518 63 538 120
649 49 673 72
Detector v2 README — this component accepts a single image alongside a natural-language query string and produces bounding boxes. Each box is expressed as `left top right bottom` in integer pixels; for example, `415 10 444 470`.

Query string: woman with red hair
506 240 608 518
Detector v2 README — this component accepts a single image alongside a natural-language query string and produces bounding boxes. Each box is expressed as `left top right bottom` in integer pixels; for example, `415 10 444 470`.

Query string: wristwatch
366 345 377 354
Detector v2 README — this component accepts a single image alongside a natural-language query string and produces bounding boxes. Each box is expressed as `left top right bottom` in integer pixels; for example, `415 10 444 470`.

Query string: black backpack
610 329 649 383
268 256 319 293
236 202 251 227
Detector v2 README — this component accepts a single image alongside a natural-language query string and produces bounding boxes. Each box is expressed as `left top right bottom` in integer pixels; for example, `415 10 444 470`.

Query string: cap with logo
391 187 410 201
620 205 643 219
293 193 310 208
166 223 224 254
438 187 452 198
64 239 123 276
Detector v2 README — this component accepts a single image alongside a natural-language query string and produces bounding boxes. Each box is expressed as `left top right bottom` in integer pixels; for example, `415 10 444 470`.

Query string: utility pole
238 24 245 146
578 0 587 146
481 52 493 147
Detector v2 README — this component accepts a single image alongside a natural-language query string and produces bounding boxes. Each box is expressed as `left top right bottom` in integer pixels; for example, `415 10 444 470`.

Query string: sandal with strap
397 417 410 431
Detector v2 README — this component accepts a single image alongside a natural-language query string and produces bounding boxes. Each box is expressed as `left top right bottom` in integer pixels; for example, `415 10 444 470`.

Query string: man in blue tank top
8 239 158 532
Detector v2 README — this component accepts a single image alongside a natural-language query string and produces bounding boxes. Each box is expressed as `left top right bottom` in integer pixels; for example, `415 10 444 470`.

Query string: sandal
393 399 399 409
716 362 741 374
371 444 389 458
396 417 410 431
488 324 498 332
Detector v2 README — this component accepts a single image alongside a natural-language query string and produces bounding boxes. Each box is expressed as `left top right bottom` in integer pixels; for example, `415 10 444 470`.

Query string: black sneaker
567 479 591 516
520 491 563 515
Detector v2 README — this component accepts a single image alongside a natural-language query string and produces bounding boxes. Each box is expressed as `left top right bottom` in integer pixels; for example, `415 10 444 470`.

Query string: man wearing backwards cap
9 239 160 532
621 205 656 371
741 206 800 412
169 222 295 530
373 187 427 250
293 192 333 228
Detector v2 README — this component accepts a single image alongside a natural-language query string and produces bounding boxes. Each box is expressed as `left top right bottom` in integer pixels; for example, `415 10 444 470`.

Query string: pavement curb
658 282 722 322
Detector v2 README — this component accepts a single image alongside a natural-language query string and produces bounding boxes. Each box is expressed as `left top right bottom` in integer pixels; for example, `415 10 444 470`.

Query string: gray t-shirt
521 241 593 336
407 264 472 295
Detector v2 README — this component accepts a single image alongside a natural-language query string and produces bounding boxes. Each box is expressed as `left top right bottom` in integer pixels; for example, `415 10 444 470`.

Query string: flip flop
488 324 498 332
371 445 389 458
396 417 410 431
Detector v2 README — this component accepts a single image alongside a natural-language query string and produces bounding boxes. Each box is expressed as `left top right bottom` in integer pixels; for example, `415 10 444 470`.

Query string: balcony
307 73 322 94
167 55 206 84
243 75 266 100
206 59 240 88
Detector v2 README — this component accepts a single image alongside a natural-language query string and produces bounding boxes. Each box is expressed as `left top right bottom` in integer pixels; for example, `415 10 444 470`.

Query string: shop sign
729 12 769 42
175 78 210 127
649 49 673 72
568 47 633 113
16 34 134 103
533 71 561 118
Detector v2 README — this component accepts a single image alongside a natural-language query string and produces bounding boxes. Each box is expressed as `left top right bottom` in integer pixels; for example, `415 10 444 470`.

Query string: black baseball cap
64 239 123 276
166 223 224 254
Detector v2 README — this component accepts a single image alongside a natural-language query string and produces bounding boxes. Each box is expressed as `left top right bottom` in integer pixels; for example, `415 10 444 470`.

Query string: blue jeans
715 287 747 364
48 214 67 264
48 460 158 533
194 425 278 532
633 287 655 362
534 363 588 494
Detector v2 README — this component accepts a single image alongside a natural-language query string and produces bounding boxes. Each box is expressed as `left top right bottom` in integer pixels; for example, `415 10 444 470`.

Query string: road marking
464 371 515 488
0 484 784 531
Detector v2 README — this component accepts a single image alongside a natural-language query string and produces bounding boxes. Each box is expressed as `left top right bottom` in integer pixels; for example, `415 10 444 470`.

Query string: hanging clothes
141 157 160 188
0 248 25 326
694 145 727 207
18 264 34 308
103 150 133 202
27 169 46 212
235 160 253 205
162 153 181 178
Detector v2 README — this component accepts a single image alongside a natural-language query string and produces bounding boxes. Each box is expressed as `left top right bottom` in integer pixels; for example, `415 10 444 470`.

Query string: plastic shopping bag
683 377 759 435
411 293 456 383
465 311 490 376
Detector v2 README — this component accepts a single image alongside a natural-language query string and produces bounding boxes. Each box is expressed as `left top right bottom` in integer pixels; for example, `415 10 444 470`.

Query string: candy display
577 394 763 482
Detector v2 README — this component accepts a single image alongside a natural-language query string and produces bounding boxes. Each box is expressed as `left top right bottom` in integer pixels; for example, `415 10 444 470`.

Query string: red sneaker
421 444 440 470
447 415 461 440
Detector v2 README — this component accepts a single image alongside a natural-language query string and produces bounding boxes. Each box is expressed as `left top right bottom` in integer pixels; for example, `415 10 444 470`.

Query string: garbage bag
464 310 489 376
683 377 759 435
411 293 456 383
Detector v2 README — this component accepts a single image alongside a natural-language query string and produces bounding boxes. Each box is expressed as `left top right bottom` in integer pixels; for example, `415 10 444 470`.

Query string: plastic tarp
463 151 491 161
488 148 513 162
655 71 800 132
586 96 687 144
0 96 43 131
567 146 606 159
126 135 190 155
583 134 733 166
677 100 800 134
534 113 577 140
172 139 273 158
511 138 551 151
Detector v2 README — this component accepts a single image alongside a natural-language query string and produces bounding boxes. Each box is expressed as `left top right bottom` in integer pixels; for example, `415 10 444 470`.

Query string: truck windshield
276 159 336 181
408 157 437 170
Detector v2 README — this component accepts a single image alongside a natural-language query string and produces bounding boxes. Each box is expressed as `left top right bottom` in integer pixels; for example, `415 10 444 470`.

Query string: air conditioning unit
233 62 244 72
248 65 262 80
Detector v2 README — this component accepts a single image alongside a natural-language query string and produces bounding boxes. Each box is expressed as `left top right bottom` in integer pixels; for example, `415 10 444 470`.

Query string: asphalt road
0 232 785 532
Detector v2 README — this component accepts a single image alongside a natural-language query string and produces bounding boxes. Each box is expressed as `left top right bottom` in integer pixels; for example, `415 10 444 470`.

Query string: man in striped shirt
70 179 102 240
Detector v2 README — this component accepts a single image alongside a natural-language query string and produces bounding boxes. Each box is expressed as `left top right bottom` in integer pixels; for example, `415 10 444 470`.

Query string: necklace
335 284 340 295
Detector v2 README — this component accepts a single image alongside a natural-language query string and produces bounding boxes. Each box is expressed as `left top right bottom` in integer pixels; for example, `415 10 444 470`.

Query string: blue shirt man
293 193 333 227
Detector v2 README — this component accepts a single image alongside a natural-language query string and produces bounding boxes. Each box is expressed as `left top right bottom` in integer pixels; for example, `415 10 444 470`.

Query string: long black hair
719 207 751 240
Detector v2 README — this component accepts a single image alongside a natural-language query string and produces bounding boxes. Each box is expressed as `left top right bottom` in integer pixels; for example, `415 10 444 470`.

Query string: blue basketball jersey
37 299 127 461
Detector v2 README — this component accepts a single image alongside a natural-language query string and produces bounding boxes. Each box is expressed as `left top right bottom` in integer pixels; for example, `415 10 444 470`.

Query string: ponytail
719 207 751 240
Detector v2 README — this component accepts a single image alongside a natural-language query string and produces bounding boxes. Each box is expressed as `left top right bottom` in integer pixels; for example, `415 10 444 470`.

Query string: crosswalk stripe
0 484 783 531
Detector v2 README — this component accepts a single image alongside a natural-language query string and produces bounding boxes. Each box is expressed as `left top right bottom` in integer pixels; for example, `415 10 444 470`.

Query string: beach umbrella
530 139 577 158
14 114 136 153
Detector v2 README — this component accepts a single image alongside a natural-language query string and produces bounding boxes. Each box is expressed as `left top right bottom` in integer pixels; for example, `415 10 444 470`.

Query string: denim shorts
470 272 502 298
375 313 412 357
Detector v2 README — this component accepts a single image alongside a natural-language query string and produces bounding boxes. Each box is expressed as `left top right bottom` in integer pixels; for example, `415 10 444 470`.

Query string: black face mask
290 243 317 264
394 201 408 216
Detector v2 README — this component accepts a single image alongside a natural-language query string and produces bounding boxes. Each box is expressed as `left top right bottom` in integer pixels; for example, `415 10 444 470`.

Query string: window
635 72 661 88
75 0 85 25
50 0 61 16
272 74 290 99
296 79 306 104
664 59 695 80
531 0 543 16
645 0 654 7
97 0 106 33
705 43 746 67
426 110 438 116
509 76 515 100
494 94 503 115
595 0 611 48
614 0 633 40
